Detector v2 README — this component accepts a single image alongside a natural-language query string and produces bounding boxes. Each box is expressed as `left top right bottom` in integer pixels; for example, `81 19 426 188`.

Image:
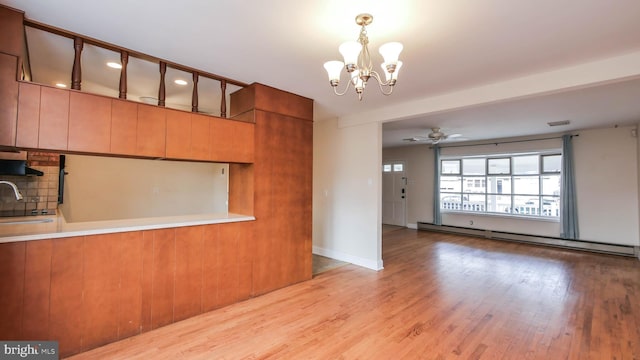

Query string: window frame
439 152 561 219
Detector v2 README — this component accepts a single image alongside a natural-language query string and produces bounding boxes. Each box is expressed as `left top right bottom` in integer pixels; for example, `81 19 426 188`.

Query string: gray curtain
433 145 442 225
560 135 579 239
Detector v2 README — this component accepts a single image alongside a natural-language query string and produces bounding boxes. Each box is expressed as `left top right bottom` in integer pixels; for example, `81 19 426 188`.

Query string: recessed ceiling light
106 62 122 69
55 83 67 88
174 79 188 86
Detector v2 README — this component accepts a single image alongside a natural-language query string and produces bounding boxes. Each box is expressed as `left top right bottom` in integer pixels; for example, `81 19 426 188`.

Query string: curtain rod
433 133 579 149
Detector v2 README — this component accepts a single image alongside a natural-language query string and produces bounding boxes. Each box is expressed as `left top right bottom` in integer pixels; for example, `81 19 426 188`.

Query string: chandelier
323 13 403 101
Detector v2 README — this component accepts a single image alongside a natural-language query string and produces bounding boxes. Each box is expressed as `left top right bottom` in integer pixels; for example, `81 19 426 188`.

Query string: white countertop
0 212 255 243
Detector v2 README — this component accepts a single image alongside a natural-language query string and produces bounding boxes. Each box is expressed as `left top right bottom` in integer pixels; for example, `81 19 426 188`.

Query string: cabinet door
39 86 69 150
232 121 254 163
110 99 137 155
165 109 191 159
190 113 210 160
16 82 41 148
136 104 166 157
210 118 255 163
0 53 18 147
68 92 111 153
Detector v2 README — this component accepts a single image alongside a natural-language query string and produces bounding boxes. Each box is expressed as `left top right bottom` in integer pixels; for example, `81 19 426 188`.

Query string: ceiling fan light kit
403 128 462 144
323 13 403 101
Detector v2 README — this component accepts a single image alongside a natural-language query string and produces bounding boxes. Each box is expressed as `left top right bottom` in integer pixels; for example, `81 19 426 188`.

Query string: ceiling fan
403 127 462 144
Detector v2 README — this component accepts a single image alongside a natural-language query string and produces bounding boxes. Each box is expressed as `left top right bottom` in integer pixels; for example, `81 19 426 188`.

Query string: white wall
573 126 639 246
313 118 383 270
382 126 640 246
383 144 434 227
60 155 228 222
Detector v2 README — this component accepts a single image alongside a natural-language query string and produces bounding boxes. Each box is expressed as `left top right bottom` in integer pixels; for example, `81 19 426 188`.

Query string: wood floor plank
67 229 640 359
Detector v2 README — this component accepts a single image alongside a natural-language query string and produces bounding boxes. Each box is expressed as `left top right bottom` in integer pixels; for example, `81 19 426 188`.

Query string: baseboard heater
417 222 638 257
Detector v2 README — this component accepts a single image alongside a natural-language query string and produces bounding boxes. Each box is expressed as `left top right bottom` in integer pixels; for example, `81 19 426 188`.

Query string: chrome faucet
0 180 23 200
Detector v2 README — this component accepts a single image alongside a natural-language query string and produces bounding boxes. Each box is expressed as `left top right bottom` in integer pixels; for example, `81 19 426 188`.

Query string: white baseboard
312 246 384 271
406 223 418 229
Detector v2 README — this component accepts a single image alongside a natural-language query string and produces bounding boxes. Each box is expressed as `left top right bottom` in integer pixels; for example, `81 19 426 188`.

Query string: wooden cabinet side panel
165 109 191 159
136 104 166 157
82 234 120 351
0 53 18 146
16 82 41 148
68 92 112 153
0 241 26 340
23 239 53 340
174 226 204 322
49 236 84 357
110 99 138 155
39 86 69 151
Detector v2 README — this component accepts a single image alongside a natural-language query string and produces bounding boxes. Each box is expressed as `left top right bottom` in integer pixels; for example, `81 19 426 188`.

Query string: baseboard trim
406 223 418 229
418 222 637 257
313 246 384 271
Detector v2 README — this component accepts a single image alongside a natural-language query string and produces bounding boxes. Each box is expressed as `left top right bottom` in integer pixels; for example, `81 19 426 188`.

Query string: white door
382 161 406 226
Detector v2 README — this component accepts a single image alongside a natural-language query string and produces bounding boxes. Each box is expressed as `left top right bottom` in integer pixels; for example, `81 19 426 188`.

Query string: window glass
541 175 560 196
463 194 485 212
513 176 539 195
463 177 485 193
542 154 561 173
487 176 511 194
513 155 539 175
441 160 460 174
393 163 404 172
488 158 510 175
383 164 392 172
487 194 511 213
440 176 462 192
441 193 462 210
462 158 485 175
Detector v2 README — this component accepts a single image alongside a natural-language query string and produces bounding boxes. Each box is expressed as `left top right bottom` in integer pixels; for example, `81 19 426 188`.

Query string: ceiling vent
547 120 570 127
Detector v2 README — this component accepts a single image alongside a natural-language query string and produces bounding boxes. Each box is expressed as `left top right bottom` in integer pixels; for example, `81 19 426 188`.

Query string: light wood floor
68 229 640 359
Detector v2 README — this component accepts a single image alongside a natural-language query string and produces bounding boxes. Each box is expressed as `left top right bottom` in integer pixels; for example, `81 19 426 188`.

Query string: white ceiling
2 0 640 147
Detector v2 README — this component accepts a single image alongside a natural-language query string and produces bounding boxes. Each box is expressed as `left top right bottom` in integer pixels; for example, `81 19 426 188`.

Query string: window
439 152 561 218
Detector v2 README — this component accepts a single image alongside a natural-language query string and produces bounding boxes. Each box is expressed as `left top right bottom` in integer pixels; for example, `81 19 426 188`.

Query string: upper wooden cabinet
110 99 138 155
16 82 40 148
136 104 166 158
38 86 69 151
0 53 18 147
68 92 111 153
165 109 191 159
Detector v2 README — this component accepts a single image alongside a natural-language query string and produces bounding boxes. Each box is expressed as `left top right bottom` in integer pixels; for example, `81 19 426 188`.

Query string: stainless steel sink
0 218 54 225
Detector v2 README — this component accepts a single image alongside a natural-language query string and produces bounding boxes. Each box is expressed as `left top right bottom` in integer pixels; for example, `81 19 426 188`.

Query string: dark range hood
0 160 44 176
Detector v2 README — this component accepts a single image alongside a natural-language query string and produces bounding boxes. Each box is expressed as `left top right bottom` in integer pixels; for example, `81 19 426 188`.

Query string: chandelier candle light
324 13 403 101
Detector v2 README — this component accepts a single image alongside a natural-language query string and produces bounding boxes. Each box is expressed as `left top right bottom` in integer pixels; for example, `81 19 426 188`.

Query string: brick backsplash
0 152 60 216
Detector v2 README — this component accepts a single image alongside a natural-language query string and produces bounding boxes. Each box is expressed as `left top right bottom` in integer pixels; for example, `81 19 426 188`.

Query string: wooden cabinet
210 117 254 163
16 82 40 148
190 113 210 160
0 53 18 147
39 86 69 151
165 109 191 159
136 104 166 157
68 92 111 153
110 99 137 155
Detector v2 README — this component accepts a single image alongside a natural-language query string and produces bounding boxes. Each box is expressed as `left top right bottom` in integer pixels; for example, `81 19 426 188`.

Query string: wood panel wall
0 222 254 358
